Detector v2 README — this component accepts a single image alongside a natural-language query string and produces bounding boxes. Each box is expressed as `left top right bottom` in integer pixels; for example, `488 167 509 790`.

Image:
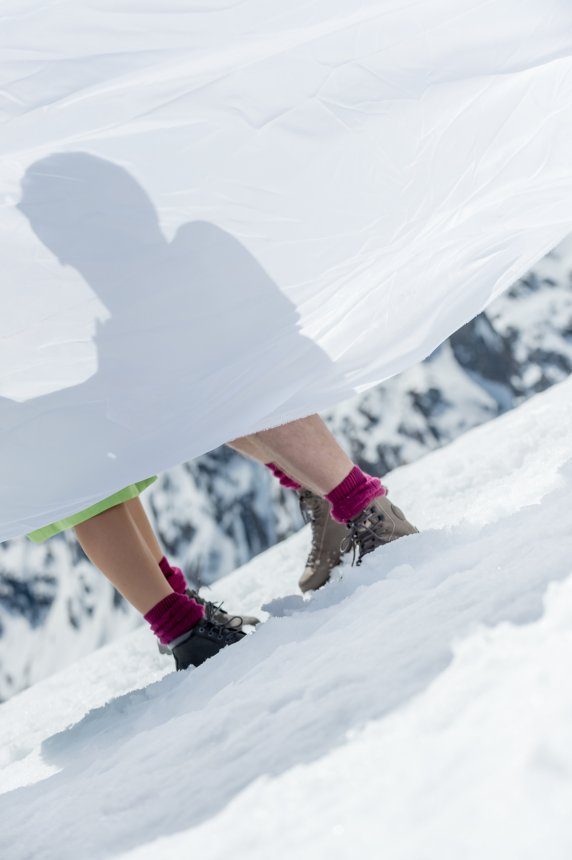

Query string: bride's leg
74 502 172 614
123 496 163 564
231 414 353 496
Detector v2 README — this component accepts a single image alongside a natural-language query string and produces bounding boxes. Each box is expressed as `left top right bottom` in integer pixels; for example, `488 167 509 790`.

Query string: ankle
325 466 386 523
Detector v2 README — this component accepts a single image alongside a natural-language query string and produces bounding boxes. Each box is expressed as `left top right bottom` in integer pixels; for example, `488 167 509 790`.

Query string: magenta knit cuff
159 556 187 595
144 592 204 645
265 462 302 491
325 466 386 523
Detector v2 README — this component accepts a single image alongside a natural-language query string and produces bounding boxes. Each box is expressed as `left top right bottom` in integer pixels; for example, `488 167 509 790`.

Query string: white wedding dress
0 0 571 539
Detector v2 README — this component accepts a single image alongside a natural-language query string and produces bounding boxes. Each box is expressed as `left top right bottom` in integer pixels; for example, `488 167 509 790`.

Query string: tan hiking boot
341 494 418 566
298 490 348 592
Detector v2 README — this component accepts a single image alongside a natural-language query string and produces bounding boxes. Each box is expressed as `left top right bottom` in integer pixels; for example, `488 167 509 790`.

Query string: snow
1 376 572 859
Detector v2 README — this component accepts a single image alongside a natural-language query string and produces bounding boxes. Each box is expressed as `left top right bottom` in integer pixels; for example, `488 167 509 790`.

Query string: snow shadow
0 152 348 538
1 463 572 858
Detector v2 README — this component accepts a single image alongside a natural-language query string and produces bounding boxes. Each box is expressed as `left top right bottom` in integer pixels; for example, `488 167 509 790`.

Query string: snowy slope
1 377 572 860
1 236 572 701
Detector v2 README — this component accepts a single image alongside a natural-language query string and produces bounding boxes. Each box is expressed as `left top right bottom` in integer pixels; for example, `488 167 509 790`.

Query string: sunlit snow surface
1 378 572 858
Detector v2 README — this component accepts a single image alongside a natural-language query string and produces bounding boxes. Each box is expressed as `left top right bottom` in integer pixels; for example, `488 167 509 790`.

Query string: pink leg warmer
159 555 187 595
144 592 204 645
265 462 302 491
325 466 386 523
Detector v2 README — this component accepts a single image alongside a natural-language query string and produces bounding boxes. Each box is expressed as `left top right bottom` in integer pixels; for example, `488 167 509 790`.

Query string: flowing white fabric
1 0 571 540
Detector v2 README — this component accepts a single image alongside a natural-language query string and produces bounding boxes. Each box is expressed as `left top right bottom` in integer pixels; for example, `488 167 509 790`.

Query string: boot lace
195 619 245 643
299 491 333 568
187 588 244 630
340 506 386 566
298 490 323 525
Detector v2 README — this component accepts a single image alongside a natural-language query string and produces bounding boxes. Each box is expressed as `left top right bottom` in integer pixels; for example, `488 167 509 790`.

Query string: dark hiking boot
157 587 259 655
341 494 418 566
298 489 348 592
186 587 260 630
170 620 246 670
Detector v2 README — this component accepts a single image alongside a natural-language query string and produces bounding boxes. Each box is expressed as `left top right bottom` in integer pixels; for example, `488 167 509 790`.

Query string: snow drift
1 376 572 859
1 0 572 538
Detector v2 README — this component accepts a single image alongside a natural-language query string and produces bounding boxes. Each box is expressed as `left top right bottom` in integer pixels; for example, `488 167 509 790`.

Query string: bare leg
227 435 274 466
75 503 172 614
231 414 353 496
124 496 163 563
227 434 321 494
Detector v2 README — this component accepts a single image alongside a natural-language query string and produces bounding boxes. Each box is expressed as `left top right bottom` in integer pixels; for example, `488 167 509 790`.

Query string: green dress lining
27 477 158 543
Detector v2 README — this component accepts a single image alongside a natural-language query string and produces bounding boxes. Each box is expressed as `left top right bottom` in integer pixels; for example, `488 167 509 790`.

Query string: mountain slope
1 377 572 859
